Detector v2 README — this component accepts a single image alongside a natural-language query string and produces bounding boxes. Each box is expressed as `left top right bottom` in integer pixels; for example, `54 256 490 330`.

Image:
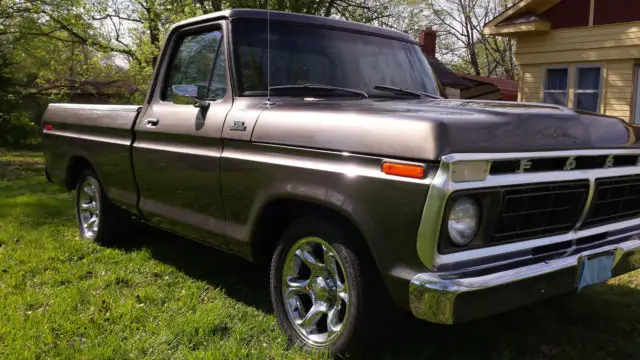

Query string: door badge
230 121 247 131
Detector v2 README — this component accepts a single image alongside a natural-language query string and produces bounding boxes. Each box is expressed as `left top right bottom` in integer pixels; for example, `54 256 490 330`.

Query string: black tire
74 169 133 245
270 216 379 355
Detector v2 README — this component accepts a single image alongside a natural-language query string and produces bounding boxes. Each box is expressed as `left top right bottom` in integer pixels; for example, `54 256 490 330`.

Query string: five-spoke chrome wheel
281 237 349 346
78 177 101 240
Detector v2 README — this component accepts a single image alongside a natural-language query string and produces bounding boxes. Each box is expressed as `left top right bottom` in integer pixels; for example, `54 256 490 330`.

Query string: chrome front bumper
409 236 640 324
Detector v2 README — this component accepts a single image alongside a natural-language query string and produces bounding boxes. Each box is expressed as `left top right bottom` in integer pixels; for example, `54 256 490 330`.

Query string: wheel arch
249 196 387 296
250 197 372 263
65 155 98 191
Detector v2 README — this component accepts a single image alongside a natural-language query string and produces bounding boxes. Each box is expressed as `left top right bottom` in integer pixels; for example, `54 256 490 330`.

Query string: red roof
457 73 518 101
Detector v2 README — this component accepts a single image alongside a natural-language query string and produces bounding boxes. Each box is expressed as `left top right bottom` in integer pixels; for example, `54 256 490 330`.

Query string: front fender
221 141 437 308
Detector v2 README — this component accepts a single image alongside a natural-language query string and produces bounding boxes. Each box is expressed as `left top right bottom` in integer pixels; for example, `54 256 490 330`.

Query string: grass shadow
375 283 640 359
120 225 273 313
0 177 73 233
0 150 44 181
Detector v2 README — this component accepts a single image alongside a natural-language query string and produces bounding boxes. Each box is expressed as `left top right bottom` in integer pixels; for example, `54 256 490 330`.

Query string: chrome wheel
78 177 100 240
282 237 349 346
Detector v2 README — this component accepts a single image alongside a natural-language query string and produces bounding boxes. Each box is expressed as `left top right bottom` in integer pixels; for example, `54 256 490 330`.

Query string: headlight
447 197 479 246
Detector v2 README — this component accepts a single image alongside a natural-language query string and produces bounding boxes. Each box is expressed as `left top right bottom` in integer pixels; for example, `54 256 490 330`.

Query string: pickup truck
42 9 640 354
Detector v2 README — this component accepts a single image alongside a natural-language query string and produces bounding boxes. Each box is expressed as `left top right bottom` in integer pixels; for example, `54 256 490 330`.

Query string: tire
74 169 133 245
270 216 379 355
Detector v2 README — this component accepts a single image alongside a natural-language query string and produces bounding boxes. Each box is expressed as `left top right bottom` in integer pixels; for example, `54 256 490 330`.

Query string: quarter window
162 29 227 101
574 66 601 113
543 68 569 106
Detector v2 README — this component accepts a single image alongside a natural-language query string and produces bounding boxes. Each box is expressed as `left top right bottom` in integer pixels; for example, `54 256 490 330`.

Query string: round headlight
447 197 479 246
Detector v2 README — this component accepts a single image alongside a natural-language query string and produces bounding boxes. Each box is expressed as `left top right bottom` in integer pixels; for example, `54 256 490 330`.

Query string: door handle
144 118 159 127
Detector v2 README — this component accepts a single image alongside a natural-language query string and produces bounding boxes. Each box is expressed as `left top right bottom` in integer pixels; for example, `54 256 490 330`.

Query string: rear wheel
270 216 377 354
74 169 132 245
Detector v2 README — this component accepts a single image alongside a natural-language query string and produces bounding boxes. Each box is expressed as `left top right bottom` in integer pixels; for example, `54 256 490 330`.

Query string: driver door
132 21 232 246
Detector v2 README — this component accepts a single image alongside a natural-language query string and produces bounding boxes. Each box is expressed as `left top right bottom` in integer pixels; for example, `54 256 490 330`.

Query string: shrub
0 111 41 148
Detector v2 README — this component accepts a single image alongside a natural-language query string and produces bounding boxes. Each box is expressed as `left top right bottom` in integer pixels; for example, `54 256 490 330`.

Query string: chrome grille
492 181 589 243
581 175 640 229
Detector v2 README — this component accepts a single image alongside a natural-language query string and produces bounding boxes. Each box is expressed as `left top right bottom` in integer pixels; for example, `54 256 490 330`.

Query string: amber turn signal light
382 162 425 179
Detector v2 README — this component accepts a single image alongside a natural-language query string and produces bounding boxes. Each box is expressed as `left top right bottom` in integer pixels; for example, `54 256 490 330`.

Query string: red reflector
44 124 53 131
382 162 425 179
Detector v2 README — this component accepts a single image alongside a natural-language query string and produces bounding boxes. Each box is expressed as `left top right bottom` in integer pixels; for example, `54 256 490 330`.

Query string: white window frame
543 66 570 106
573 64 603 113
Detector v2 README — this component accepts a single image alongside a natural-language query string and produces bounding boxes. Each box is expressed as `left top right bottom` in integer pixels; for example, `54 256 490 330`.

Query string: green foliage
0 45 40 148
0 112 41 148
1 0 415 102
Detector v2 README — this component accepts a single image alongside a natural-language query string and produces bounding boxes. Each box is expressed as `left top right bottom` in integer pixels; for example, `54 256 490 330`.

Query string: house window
574 66 601 113
543 68 568 106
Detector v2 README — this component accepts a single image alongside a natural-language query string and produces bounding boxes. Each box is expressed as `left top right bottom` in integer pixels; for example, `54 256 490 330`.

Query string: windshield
231 19 440 98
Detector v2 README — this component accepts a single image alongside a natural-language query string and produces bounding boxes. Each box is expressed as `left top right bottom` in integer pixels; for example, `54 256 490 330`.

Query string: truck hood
252 98 640 161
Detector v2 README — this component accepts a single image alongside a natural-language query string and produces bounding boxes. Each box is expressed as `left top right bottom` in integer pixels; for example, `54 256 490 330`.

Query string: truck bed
41 104 141 211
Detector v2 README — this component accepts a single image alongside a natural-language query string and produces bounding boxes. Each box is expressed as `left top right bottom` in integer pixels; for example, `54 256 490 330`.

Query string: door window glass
162 30 227 101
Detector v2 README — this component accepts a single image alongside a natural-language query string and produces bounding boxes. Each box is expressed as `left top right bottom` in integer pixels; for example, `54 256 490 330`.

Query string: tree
424 0 518 79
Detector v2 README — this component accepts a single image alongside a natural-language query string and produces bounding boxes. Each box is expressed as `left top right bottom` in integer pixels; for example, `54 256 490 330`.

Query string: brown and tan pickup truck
41 9 640 354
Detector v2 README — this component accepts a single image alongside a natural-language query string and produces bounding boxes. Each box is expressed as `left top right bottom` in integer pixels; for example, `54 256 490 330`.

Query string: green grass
1 151 640 359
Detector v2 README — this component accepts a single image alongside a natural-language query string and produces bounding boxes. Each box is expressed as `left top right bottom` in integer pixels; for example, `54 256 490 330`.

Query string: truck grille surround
420 151 640 271
446 176 640 248
580 175 640 229
492 181 589 243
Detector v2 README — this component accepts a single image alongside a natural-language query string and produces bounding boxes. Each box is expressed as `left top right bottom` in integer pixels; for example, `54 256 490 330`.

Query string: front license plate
577 252 615 291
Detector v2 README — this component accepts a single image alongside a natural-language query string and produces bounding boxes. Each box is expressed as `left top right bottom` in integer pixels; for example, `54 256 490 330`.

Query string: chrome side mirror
172 85 210 109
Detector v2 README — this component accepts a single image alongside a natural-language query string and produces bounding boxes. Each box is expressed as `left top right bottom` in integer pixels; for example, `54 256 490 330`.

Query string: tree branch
91 14 143 24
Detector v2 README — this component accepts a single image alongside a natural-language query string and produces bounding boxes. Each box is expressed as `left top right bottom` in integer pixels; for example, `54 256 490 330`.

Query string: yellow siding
603 60 634 121
520 65 543 102
515 22 640 65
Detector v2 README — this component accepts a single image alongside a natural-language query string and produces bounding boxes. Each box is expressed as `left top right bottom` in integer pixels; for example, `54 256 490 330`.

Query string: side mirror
172 85 210 109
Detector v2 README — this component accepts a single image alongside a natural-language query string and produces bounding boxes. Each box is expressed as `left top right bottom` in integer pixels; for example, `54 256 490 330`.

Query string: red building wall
594 1 640 25
541 0 590 29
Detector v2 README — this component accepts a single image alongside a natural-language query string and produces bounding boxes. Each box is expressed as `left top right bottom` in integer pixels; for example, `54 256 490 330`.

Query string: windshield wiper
269 84 368 98
373 85 440 99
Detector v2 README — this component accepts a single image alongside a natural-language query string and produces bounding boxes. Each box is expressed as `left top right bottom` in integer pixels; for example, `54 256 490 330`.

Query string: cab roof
170 9 416 44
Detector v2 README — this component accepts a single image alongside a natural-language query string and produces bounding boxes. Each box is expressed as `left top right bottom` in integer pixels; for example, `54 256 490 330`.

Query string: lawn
1 150 639 359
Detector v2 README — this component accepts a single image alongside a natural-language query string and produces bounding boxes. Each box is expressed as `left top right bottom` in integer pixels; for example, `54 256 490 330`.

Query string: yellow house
484 0 640 122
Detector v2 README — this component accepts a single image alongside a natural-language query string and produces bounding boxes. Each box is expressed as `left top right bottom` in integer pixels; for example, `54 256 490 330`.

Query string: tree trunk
140 0 160 67
324 0 336 16
149 26 160 67
70 42 76 78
